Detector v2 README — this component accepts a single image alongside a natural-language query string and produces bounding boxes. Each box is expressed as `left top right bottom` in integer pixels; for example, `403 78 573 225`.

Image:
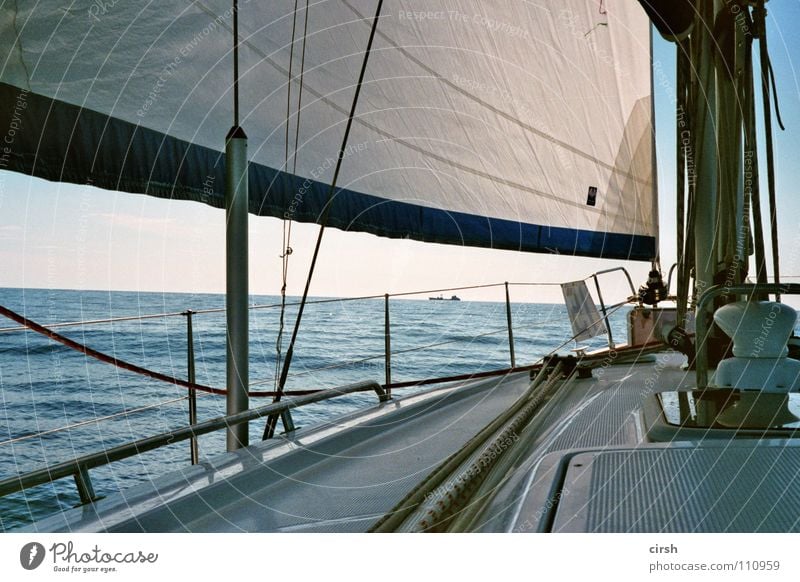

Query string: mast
691 1 718 323
226 0 249 450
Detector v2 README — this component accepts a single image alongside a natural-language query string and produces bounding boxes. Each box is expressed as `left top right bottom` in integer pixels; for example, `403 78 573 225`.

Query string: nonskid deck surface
26 372 534 532
28 351 799 532
473 352 800 533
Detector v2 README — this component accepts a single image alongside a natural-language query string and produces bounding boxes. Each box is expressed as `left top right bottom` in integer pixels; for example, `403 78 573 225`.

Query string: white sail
562 280 607 342
0 0 656 260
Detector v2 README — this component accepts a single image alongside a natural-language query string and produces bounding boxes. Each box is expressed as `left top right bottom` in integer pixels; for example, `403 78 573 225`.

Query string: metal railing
0 380 388 504
0 274 646 515
0 282 548 392
0 278 632 464
695 283 800 388
588 267 636 347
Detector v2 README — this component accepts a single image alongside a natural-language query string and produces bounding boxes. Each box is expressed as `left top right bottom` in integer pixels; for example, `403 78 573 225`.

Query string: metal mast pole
692 1 718 348
226 0 249 450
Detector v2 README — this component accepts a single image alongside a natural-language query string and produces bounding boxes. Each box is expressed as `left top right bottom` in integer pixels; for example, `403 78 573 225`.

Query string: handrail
666 263 678 294
0 275 634 473
586 267 637 347
587 266 637 297
694 283 800 388
0 305 307 399
0 380 388 503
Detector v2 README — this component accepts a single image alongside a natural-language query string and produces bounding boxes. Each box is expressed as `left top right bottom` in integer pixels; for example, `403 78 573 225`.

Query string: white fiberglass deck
27 373 533 532
24 352 800 532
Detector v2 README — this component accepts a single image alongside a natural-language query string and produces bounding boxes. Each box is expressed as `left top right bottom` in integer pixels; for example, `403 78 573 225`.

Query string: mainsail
0 0 657 260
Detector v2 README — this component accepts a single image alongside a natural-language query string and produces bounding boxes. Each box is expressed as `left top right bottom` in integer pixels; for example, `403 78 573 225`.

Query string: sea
0 287 630 531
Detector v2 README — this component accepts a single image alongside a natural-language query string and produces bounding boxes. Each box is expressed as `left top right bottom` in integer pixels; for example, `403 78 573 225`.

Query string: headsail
0 1 656 260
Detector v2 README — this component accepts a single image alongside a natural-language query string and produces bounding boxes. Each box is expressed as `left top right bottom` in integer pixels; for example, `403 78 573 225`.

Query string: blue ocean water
0 287 629 531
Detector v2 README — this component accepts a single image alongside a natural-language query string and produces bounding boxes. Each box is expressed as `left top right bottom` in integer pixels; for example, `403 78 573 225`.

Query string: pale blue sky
1 3 799 304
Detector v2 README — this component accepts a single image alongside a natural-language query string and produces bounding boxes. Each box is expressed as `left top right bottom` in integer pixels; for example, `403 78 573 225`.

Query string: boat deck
28 372 533 532
24 351 800 532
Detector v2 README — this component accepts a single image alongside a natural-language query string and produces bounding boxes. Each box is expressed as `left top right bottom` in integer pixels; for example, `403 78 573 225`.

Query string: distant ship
429 295 461 301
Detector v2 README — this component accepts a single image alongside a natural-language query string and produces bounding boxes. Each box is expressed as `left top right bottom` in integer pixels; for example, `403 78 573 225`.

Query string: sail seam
188 0 652 210
341 0 651 187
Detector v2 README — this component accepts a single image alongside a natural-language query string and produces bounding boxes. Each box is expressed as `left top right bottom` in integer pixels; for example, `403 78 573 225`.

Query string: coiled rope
369 360 570 532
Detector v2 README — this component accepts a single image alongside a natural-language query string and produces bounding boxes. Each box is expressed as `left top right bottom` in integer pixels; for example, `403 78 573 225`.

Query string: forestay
0 0 656 259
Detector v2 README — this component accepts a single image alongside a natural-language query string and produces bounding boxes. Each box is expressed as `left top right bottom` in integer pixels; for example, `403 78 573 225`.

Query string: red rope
0 305 314 398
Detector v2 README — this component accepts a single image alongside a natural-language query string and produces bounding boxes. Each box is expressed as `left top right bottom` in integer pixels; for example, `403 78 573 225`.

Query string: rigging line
755 1 781 301
276 0 301 392
0 281 542 332
0 305 309 399
233 0 240 126
744 29 768 288
275 0 309 391
275 225 290 391
0 281 574 333
265 0 385 439
284 0 299 167
0 311 190 332
337 1 649 190
676 39 688 325
292 0 311 175
0 395 191 447
767 59 785 131
534 301 630 361
249 312 579 386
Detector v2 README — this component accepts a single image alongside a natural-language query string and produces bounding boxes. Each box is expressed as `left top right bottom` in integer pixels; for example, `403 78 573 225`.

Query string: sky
1 3 800 305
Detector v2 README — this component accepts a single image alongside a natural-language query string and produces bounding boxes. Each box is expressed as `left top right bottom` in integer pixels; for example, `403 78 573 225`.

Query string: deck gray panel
399 354 800 534
540 353 694 454
554 446 800 532
104 374 532 532
544 383 643 451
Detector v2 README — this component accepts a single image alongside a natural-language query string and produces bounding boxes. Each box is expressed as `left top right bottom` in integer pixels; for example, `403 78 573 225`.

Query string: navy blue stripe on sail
0 83 654 261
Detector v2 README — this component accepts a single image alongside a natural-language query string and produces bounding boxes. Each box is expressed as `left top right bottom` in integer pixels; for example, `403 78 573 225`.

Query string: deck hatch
552 446 800 532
